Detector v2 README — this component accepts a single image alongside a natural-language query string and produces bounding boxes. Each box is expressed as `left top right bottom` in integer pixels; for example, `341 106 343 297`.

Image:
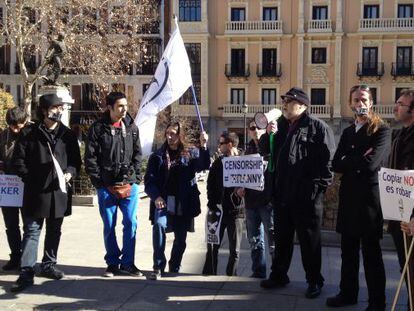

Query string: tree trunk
23 81 33 119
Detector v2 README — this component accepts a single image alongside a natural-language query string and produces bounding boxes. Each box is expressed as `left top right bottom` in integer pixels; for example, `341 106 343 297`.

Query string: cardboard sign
222 154 265 191
378 168 414 222
0 175 24 207
205 204 223 245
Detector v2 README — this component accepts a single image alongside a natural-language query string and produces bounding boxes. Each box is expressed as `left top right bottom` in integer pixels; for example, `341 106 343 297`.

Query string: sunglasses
249 126 257 131
282 98 293 104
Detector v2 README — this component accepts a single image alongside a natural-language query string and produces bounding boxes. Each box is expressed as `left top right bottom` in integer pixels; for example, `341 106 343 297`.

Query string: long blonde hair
349 85 384 135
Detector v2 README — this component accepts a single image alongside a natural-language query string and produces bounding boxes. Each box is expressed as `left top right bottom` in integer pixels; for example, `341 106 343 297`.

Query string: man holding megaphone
259 87 335 299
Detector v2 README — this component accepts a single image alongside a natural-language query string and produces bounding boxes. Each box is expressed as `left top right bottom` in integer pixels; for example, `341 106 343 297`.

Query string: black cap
281 87 309 106
39 94 63 109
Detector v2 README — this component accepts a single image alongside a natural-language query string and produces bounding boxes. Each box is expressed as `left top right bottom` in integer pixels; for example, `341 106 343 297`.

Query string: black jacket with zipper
85 112 142 188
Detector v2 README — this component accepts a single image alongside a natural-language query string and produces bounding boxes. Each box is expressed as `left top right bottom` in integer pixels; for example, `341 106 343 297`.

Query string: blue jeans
245 204 274 277
152 208 188 272
20 216 64 277
1 206 22 257
97 183 139 266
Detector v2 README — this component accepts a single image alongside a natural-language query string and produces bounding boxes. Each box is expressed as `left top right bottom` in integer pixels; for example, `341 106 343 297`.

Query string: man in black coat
389 88 414 308
11 94 81 292
260 87 335 299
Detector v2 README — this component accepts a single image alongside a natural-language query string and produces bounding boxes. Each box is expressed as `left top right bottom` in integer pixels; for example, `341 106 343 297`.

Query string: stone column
333 35 342 119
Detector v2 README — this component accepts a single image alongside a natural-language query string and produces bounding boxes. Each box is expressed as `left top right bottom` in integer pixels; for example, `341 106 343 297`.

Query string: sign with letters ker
0 175 24 207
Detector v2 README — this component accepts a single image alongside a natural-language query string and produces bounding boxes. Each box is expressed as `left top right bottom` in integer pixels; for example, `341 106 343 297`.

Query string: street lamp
241 102 248 151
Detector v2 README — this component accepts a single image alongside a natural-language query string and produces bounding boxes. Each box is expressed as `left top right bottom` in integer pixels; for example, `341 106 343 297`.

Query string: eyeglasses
249 126 257 131
282 98 293 104
395 101 411 108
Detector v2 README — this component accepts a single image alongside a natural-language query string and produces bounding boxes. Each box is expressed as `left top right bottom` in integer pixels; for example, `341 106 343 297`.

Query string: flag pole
190 85 204 132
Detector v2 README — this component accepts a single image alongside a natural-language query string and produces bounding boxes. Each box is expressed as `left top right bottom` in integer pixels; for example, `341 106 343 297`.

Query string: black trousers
339 233 386 308
202 217 244 276
269 194 324 285
1 207 22 257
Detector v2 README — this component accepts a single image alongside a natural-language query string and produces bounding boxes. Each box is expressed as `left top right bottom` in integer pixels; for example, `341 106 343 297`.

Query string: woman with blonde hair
326 85 390 311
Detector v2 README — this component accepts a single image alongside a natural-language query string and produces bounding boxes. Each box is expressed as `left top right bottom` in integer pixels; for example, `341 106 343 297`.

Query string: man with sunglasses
260 87 335 299
388 88 414 309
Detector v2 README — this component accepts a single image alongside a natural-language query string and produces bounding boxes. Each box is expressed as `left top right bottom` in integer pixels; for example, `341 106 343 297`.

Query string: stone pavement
0 182 409 310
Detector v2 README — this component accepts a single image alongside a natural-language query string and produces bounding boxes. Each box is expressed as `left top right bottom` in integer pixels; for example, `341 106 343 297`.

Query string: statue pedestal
38 86 74 127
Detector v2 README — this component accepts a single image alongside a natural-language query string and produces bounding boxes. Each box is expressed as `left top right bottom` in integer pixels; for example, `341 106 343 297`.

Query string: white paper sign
0 175 24 207
205 204 223 245
48 143 67 194
222 154 265 191
378 168 414 222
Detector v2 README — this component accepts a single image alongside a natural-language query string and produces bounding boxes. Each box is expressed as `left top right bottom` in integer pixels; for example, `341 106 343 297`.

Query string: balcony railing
257 63 282 78
359 18 414 32
225 20 283 34
307 19 333 32
391 62 414 77
222 104 332 118
356 62 385 78
372 105 395 118
225 64 250 78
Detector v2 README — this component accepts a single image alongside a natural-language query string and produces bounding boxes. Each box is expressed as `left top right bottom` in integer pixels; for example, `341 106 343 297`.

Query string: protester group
1 86 414 311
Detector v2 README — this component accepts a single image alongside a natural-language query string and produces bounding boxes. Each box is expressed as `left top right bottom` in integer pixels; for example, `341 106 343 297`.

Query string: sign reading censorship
379 168 414 222
222 154 265 191
0 175 24 207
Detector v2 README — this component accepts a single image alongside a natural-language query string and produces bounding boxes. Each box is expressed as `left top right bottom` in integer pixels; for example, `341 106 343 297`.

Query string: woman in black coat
326 85 390 311
10 94 81 292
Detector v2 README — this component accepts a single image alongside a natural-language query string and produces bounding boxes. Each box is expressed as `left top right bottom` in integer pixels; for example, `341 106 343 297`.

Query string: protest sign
0 175 24 207
222 154 265 191
205 204 223 245
378 168 414 222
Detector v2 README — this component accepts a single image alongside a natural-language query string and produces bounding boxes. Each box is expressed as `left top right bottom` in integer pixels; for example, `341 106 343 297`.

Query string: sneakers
305 283 322 299
10 276 34 292
2 254 21 271
326 293 357 307
149 269 162 280
103 265 121 277
119 264 143 277
260 276 290 289
38 265 64 280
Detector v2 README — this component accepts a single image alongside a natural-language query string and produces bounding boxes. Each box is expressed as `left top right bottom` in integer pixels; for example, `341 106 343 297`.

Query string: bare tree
0 0 160 114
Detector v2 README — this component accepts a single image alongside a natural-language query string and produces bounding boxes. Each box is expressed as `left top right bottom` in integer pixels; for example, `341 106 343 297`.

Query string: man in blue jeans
145 122 209 280
85 92 142 277
244 120 275 278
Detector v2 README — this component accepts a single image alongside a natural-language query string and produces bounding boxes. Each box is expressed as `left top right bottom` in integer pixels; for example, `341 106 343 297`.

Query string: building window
398 4 413 18
363 5 380 19
262 48 277 75
263 7 278 21
310 88 326 105
231 48 246 75
81 83 100 110
396 46 412 74
179 0 201 22
180 43 201 105
231 8 246 21
312 6 328 20
0 7 3 31
370 87 377 105
262 89 276 105
231 88 245 105
362 47 378 74
311 48 327 64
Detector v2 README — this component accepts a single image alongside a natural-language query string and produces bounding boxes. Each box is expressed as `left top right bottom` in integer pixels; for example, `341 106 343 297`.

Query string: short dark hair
220 131 239 148
106 92 126 107
6 107 28 126
399 88 414 110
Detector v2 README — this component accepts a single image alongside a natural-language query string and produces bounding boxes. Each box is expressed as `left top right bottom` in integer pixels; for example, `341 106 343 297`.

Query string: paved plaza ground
0 182 409 310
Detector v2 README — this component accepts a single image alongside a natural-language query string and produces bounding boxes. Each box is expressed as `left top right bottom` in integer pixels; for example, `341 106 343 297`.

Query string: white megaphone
254 108 282 129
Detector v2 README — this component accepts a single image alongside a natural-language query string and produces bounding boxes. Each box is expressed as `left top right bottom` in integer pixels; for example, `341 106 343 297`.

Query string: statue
42 34 67 85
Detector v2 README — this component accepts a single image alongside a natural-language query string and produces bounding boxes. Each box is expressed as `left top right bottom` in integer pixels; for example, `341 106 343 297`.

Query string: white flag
135 18 193 156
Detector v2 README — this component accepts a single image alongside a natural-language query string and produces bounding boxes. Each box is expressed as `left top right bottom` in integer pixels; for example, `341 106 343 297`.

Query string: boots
2 253 21 271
